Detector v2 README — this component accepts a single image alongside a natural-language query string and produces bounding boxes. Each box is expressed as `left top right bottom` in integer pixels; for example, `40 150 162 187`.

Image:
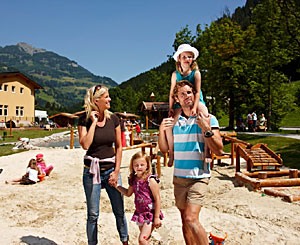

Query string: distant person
252 111 257 132
113 151 163 244
246 112 253 132
167 44 209 167
5 159 40 185
120 117 126 147
135 122 141 138
258 113 267 131
259 113 266 126
36 153 53 176
78 85 129 245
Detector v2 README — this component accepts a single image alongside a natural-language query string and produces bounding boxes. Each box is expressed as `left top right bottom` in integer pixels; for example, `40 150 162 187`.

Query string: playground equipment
235 143 300 201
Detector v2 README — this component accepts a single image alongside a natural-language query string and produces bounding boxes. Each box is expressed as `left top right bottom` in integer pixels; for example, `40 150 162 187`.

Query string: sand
0 147 300 245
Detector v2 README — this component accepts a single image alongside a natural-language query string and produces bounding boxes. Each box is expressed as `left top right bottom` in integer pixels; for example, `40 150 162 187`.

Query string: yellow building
0 72 42 127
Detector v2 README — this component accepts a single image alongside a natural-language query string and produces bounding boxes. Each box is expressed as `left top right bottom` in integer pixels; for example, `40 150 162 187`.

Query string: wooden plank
253 162 282 166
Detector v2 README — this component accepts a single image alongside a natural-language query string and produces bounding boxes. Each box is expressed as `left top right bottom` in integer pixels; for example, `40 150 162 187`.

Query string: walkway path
238 131 300 140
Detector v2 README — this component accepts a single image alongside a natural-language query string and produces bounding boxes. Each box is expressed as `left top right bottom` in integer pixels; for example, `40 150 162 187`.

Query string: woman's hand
90 111 99 123
108 170 119 186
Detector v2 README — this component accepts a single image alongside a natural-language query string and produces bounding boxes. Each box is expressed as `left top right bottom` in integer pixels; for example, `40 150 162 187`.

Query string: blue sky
1 0 245 84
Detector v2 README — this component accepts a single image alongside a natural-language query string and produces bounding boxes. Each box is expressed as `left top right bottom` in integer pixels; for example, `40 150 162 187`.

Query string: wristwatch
204 130 214 138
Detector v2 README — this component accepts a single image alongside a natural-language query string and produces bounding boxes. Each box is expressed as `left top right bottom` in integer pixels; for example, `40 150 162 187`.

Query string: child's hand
153 217 162 228
191 107 197 117
168 109 174 117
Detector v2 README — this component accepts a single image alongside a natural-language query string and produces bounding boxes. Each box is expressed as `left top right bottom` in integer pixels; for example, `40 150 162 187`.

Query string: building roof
0 72 43 89
142 101 169 111
49 112 79 119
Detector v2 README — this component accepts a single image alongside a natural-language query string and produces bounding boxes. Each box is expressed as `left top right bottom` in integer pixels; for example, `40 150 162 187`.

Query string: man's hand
196 112 211 132
160 118 174 132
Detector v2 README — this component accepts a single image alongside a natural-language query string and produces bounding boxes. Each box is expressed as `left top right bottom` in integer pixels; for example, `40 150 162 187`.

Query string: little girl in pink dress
114 152 163 244
36 153 54 176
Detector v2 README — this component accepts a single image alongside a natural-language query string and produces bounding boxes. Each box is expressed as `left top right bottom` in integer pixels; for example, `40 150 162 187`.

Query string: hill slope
0 42 117 108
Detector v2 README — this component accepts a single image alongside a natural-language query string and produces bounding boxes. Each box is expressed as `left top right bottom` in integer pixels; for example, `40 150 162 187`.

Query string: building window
0 105 2 116
20 107 24 117
0 84 2 91
16 106 19 116
4 85 8 91
4 105 8 116
20 87 24 94
12 86 16 93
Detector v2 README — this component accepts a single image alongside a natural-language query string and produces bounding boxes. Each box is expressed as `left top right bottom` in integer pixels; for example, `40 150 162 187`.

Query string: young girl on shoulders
167 44 209 166
113 152 163 244
5 159 40 185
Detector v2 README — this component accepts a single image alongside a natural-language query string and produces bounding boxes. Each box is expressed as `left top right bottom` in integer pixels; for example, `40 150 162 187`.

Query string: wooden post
70 128 74 149
9 120 12 136
130 128 133 146
258 172 268 179
156 156 161 178
231 141 234 165
146 114 148 130
236 145 240 172
289 169 298 178
164 153 168 167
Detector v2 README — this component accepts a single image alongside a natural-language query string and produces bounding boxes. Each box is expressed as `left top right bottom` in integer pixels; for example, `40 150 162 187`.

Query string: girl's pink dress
131 174 164 224
37 161 53 175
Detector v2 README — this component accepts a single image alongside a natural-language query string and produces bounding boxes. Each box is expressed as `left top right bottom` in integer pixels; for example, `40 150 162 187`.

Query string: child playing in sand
113 152 163 244
5 159 40 185
36 153 53 176
167 44 209 166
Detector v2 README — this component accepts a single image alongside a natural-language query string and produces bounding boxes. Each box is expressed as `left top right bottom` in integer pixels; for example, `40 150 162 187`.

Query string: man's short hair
173 80 196 99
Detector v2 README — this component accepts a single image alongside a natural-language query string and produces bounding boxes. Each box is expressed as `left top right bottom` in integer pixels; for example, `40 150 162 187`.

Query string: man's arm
196 112 223 156
158 118 174 154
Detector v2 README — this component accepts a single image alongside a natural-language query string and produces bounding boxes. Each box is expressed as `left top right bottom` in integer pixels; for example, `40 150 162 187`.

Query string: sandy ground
0 147 300 245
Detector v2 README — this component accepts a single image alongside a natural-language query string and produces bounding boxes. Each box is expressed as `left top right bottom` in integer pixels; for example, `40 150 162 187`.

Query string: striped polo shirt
173 114 219 179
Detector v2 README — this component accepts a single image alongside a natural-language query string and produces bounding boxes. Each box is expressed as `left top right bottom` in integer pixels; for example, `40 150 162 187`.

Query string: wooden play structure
236 143 283 172
234 142 300 202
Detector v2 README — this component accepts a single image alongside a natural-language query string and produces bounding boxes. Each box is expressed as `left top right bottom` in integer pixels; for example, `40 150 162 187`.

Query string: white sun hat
173 44 199 61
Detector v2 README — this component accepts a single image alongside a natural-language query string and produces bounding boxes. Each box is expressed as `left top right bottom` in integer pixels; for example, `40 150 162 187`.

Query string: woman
78 85 129 245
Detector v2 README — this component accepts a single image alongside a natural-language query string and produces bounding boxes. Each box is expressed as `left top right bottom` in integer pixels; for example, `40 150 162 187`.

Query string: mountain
0 42 118 108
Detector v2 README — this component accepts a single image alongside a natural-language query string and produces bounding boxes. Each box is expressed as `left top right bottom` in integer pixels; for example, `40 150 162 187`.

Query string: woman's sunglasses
93 85 102 96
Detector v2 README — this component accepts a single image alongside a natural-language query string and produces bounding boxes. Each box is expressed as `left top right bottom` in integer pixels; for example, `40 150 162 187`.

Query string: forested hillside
0 42 117 111
109 0 300 130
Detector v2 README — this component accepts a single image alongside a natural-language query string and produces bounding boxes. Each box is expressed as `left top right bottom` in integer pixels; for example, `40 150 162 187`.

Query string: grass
0 128 69 157
223 134 300 170
280 107 300 127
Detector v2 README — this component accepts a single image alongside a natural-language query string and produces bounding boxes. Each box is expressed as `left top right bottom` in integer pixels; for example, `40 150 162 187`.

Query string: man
158 80 223 244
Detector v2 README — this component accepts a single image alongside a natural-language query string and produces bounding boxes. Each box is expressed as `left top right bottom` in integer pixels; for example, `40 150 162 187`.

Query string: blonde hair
84 85 111 120
128 152 152 185
175 53 199 74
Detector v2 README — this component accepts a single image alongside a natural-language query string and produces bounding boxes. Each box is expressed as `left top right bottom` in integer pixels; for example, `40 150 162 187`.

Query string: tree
251 0 297 129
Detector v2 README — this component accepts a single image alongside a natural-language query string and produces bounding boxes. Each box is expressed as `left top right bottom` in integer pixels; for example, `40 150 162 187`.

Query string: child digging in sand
167 44 209 166
113 152 163 244
5 159 40 185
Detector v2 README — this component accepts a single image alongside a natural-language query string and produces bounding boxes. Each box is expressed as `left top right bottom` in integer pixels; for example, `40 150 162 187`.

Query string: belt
84 165 113 171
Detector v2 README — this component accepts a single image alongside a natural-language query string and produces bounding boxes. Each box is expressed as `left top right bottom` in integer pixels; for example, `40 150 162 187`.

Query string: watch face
204 130 214 137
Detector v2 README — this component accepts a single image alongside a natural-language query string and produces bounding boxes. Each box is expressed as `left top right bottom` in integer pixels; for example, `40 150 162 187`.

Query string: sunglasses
93 85 102 96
